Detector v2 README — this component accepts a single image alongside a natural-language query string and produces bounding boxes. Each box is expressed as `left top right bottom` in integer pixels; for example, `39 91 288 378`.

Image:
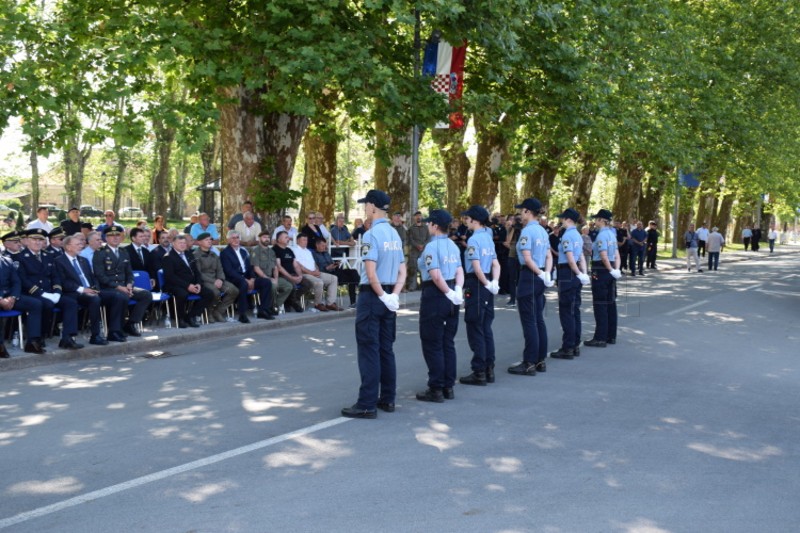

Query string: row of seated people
0 225 360 358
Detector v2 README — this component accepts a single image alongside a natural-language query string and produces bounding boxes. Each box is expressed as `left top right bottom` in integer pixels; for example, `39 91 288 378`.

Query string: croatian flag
423 34 467 129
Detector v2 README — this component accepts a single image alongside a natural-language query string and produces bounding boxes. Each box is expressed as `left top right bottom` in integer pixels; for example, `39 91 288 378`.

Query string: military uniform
342 190 405 419
417 210 463 402
16 228 82 348
459 206 499 385
46 227 66 258
93 225 153 335
0 253 45 354
196 247 240 322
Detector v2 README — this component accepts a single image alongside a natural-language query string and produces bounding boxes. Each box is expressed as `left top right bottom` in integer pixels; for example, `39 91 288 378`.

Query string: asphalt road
1 251 798 532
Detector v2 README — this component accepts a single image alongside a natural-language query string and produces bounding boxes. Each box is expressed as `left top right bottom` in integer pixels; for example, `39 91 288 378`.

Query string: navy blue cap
461 205 491 224
103 224 124 236
48 227 66 239
556 207 581 222
591 209 613 221
423 209 453 227
1 230 22 242
24 228 48 239
357 189 391 211
514 198 542 213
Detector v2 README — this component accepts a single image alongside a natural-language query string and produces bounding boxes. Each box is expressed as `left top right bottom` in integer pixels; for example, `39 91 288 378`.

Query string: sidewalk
2 243 796 372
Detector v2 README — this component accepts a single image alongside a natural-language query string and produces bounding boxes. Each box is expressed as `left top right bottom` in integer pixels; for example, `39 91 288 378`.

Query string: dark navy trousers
517 270 547 364
557 266 582 350
590 268 617 342
355 290 397 409
464 277 495 372
419 283 459 389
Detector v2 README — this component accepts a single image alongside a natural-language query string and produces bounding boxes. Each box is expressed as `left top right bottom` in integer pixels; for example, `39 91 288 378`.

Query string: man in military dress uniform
341 190 406 419
46 227 66 257
1 231 24 258
93 224 153 337
0 253 45 355
16 228 83 349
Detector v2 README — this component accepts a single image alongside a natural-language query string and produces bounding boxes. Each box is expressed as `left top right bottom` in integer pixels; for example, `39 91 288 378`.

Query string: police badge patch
425 254 433 267
519 236 528 247
361 243 371 256
467 246 476 257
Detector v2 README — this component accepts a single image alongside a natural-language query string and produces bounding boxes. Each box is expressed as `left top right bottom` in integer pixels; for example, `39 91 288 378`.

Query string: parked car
120 207 144 219
0 204 18 219
80 205 104 217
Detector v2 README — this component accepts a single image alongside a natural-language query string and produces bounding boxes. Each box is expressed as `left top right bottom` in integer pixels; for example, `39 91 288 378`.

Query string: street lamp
101 172 107 211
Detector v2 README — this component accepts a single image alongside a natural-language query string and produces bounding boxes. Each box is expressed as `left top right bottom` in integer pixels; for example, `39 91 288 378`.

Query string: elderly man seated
161 234 214 328
292 233 340 312
195 232 239 323
312 238 359 308
220 230 275 323
234 211 262 247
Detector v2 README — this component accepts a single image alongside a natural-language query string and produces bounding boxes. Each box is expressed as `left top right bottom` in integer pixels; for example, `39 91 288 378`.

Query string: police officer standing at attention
459 206 501 386
508 198 553 376
584 209 622 348
550 208 590 360
341 190 406 419
415 209 464 402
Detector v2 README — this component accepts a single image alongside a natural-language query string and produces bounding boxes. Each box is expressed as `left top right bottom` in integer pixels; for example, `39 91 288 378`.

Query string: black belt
421 279 455 289
359 284 395 294
591 261 608 267
465 273 492 281
557 264 573 270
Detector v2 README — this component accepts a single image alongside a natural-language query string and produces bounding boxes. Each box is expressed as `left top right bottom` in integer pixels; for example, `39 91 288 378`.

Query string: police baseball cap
48 227 66 239
1 230 21 242
357 189 391 211
103 224 124 236
591 209 613 221
196 232 212 241
461 205 490 224
423 209 453 227
515 198 542 213
556 207 581 222
25 228 48 240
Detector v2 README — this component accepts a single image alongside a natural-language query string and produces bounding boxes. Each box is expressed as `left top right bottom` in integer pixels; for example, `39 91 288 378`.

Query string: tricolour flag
422 34 467 129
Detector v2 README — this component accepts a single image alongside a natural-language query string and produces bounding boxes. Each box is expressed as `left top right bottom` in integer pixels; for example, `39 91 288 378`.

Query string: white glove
610 269 622 279
538 271 555 288
486 280 500 295
577 273 591 285
379 292 400 312
446 287 464 306
41 292 60 304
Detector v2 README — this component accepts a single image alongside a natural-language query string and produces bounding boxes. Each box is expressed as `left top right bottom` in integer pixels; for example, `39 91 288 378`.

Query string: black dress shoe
238 314 250 324
123 323 141 337
257 311 275 320
0 344 9 359
550 348 575 360
107 332 127 342
416 388 445 403
459 372 487 386
58 338 84 350
606 338 616 345
89 335 108 346
574 346 581 357
508 362 536 375
187 317 201 328
535 361 547 373
291 302 304 313
341 404 377 419
443 387 454 400
178 320 191 329
377 401 395 413
485 366 495 383
583 339 607 348
24 340 46 354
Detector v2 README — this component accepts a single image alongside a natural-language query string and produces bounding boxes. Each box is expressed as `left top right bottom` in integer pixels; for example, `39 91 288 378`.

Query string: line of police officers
342 190 622 419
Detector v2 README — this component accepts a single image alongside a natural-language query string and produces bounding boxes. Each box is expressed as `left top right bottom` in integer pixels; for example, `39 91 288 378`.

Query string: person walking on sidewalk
685 223 702 273
706 227 725 271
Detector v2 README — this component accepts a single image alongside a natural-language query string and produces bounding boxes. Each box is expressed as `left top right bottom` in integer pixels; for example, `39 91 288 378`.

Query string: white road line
666 300 709 316
736 283 763 292
0 417 351 530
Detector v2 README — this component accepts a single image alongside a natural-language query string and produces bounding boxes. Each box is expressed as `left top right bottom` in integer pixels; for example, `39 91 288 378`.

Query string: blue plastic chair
0 309 25 347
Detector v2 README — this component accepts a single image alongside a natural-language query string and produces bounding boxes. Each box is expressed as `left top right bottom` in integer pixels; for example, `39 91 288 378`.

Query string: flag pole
410 7 421 215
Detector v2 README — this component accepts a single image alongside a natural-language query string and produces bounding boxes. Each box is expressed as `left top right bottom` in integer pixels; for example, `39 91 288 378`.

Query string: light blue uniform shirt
464 227 496 275
419 235 461 282
517 220 549 267
592 226 617 263
359 218 404 285
558 226 583 265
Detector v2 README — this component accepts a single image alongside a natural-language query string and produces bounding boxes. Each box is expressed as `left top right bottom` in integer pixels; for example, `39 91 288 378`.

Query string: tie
36 254 42 263
73 258 89 287
138 247 144 263
180 253 190 268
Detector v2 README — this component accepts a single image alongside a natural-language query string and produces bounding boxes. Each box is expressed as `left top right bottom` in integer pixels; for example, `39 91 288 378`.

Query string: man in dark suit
0 254 45 355
55 234 129 344
220 230 274 323
16 228 82 349
93 225 153 337
128 227 157 289
161 234 213 328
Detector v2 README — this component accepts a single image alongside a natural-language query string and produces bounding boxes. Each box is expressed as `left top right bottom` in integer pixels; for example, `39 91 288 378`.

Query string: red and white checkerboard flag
423 34 467 129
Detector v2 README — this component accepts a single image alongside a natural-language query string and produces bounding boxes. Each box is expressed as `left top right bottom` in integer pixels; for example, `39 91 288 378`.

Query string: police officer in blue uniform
1 230 24 259
550 208 590 360
584 209 622 347
416 209 464 402
341 190 406 419
0 253 46 355
16 228 83 349
459 206 501 386
508 198 553 376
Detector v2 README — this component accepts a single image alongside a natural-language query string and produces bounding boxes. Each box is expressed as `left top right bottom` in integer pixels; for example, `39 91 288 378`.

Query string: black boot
459 372 487 386
416 388 445 403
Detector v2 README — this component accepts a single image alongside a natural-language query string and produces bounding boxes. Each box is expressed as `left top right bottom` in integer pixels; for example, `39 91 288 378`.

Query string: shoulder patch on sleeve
361 243 371 256
424 254 433 267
